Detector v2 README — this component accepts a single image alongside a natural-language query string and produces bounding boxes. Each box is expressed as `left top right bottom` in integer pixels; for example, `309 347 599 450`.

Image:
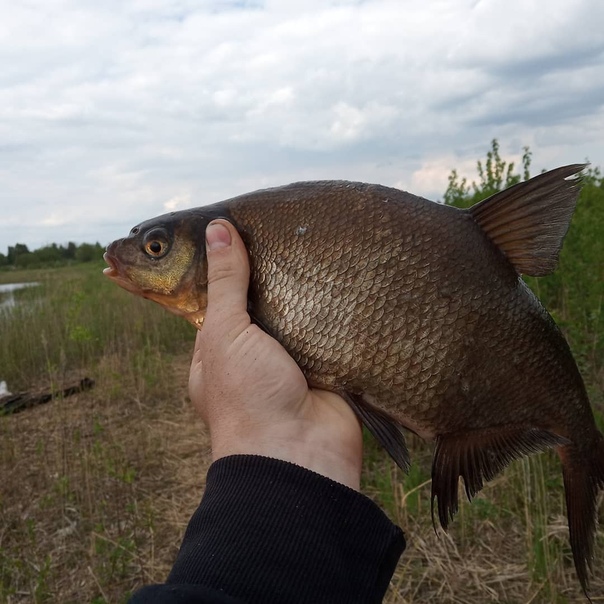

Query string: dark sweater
130 455 405 603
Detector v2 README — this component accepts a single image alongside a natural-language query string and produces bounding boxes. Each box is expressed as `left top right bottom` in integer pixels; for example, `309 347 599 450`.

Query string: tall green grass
0 263 195 391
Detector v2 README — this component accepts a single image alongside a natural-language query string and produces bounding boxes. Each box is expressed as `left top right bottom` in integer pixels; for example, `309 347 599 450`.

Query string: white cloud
0 0 603 250
39 214 69 227
163 193 192 211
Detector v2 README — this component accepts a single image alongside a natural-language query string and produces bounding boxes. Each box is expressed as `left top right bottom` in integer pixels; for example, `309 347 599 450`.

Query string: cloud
0 0 603 250
163 193 192 211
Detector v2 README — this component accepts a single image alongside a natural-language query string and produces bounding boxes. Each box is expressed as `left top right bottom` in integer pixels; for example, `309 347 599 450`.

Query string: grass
0 264 193 391
1 264 603 603
362 444 603 602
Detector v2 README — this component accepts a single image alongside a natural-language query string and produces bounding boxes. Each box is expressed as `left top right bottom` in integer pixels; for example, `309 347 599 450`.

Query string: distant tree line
0 241 105 269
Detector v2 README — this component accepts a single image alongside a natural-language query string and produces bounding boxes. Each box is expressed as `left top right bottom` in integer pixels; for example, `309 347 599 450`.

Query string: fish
104 165 604 595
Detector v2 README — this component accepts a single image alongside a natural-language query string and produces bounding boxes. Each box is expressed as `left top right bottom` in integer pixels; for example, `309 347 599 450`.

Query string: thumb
204 219 251 328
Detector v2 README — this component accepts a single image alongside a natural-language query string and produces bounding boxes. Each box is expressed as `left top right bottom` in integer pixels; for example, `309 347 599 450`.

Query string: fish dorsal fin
431 426 569 531
468 165 585 276
344 392 411 473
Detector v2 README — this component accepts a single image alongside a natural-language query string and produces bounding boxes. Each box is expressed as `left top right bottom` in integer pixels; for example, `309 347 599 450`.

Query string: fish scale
104 165 603 597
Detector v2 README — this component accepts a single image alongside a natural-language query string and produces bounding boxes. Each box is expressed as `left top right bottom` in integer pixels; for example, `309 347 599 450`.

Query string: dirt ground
0 353 212 603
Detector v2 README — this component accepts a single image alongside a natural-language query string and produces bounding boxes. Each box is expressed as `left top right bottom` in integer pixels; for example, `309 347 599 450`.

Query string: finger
205 220 251 324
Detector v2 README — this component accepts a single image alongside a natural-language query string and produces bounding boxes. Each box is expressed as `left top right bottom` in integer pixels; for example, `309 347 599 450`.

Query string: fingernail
206 221 232 250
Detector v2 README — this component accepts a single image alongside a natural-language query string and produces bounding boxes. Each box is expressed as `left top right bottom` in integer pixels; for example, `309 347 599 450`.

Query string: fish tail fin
597 432 604 484
560 433 604 597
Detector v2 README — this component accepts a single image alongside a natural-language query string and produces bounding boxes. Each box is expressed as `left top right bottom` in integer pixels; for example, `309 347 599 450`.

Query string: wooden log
0 378 95 415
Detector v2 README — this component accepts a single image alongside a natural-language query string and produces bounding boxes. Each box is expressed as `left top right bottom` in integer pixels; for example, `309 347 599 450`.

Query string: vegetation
0 242 105 270
0 141 602 602
0 264 192 389
443 139 533 208
0 264 197 603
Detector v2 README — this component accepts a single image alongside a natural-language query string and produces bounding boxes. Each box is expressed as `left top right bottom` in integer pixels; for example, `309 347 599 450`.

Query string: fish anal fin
344 393 411 473
469 164 586 276
431 426 569 532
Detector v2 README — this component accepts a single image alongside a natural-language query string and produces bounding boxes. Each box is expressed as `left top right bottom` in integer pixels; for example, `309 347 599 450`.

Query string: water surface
0 282 40 309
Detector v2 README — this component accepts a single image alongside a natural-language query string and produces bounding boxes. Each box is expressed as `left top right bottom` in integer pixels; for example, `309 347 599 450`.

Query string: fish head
103 210 214 329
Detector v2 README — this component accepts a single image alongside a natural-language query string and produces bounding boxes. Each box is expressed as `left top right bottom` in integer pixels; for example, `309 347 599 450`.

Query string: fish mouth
102 247 148 298
102 249 139 293
103 252 119 277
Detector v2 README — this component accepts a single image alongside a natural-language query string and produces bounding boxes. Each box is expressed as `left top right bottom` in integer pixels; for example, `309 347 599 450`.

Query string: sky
1 0 603 251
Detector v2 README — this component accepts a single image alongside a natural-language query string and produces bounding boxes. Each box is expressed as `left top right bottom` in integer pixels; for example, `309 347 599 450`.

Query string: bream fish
104 165 604 594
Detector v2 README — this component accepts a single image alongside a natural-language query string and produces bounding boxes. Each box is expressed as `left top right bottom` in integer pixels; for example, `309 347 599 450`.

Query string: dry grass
0 353 210 603
379 458 604 603
2 359 602 603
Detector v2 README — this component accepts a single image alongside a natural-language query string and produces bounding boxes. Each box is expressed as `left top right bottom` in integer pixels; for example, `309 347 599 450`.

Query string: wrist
210 420 362 490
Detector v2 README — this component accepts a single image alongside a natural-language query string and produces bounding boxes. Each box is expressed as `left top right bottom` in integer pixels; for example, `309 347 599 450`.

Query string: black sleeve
129 455 405 604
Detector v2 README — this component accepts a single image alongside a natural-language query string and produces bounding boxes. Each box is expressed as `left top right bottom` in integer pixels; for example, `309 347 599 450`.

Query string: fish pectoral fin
344 393 410 473
431 426 569 531
468 164 585 276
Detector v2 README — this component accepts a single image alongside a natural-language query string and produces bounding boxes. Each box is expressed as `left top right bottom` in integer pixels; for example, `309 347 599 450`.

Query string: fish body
104 166 604 593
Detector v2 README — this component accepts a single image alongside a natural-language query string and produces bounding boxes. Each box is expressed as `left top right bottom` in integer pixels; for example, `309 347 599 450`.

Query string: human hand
189 220 363 490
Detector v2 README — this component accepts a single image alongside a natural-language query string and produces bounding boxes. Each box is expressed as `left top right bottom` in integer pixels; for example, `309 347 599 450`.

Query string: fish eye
146 240 164 255
143 228 170 259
